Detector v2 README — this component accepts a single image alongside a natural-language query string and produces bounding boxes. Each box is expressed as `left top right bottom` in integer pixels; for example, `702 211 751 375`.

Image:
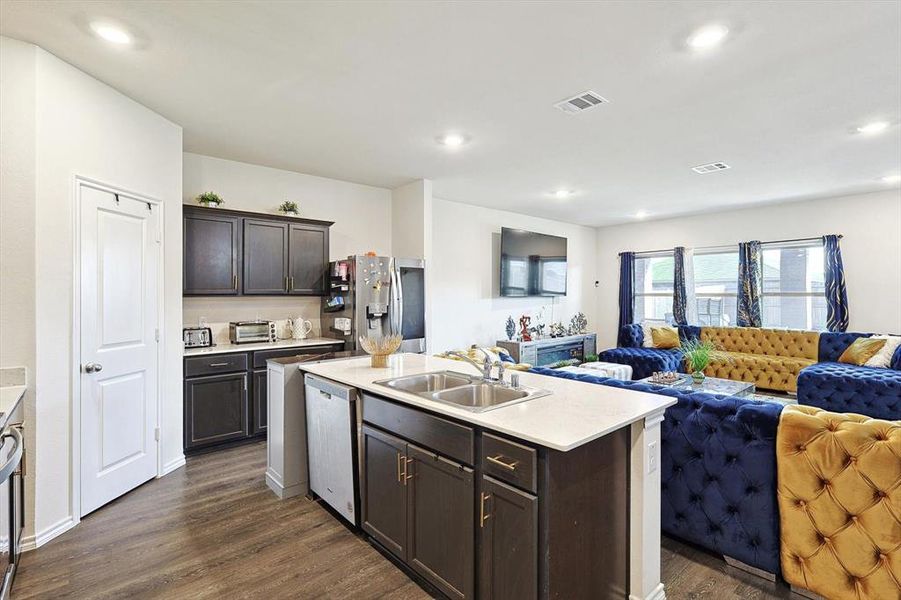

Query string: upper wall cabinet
184 209 241 295
183 206 332 297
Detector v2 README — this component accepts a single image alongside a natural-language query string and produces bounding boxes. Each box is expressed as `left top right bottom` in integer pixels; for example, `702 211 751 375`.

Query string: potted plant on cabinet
196 191 223 208
278 201 300 216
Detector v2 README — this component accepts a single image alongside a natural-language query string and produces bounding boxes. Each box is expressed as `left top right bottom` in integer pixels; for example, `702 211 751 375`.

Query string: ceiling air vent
554 90 608 114
691 162 731 174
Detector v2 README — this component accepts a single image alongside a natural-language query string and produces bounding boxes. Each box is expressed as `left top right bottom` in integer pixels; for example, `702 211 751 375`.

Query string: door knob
84 362 103 373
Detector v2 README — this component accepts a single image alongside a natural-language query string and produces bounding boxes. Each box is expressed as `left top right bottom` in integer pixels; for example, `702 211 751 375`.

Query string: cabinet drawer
252 344 342 368
185 353 248 377
481 432 537 494
362 394 474 466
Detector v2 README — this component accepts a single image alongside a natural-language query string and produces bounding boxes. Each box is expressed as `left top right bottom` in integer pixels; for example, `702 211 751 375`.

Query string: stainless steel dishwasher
304 374 358 525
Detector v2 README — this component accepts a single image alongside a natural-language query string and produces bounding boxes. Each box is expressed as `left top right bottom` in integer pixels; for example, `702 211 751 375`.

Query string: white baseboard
161 454 186 476
630 583 666 600
21 515 77 552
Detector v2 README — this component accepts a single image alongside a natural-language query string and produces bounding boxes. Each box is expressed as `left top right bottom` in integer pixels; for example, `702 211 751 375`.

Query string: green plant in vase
196 191 223 207
681 339 728 383
279 200 299 216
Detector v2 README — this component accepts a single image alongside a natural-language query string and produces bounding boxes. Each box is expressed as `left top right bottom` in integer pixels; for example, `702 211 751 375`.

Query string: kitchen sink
375 371 550 412
378 371 474 393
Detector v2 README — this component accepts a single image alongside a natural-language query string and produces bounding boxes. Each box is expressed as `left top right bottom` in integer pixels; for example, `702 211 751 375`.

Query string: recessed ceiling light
438 133 467 147
857 121 890 135
635 210 649 219
554 189 573 199
881 174 901 183
687 24 729 50
90 21 132 45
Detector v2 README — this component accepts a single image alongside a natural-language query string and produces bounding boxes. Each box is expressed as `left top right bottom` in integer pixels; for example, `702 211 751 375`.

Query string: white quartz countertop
184 337 344 357
298 353 676 452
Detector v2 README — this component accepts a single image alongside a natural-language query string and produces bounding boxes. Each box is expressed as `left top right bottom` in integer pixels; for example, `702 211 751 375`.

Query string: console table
496 333 597 366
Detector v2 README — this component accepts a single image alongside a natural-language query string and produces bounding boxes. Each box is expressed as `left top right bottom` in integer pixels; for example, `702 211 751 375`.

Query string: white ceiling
2 1 899 226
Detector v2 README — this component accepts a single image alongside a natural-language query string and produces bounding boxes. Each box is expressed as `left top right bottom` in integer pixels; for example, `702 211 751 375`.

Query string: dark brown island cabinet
183 205 331 296
183 344 342 453
359 393 628 600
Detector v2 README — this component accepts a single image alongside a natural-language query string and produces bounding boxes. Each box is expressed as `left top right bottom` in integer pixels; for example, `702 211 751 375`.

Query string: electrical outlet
648 441 658 473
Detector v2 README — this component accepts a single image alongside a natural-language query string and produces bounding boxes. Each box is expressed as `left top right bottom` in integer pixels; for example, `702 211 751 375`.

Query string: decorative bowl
359 335 402 368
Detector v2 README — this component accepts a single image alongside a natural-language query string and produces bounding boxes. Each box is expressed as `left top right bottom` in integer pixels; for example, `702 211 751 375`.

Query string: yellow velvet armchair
777 405 901 600
700 327 820 393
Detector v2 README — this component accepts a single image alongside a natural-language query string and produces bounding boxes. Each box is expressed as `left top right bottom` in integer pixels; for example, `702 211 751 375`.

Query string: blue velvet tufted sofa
529 366 785 575
602 325 901 420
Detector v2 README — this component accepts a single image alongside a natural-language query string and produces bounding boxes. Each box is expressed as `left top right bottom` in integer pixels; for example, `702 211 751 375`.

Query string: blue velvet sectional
529 366 784 575
602 324 901 420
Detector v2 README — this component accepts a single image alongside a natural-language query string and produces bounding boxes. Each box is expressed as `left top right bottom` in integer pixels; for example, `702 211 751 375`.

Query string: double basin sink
374 371 550 412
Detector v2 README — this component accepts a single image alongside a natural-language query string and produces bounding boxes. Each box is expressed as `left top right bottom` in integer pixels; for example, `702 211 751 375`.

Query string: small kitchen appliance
183 327 213 348
229 320 277 344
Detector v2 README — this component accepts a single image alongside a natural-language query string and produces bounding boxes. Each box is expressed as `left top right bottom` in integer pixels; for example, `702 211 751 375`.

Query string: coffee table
638 374 756 398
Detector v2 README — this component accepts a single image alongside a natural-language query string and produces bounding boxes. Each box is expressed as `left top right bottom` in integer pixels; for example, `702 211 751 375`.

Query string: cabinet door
252 369 267 436
288 224 328 295
361 424 408 560
479 475 537 600
183 210 241 295
407 444 474 600
184 373 248 450
243 219 288 294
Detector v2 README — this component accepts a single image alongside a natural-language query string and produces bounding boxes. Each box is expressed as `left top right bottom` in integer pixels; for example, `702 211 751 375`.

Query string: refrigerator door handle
396 265 404 339
388 262 400 336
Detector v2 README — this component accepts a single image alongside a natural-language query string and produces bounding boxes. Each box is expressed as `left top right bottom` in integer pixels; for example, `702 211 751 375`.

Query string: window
760 241 826 330
691 249 739 326
633 252 674 323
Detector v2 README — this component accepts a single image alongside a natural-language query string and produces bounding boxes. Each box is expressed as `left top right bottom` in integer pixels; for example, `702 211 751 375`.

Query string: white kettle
290 317 313 340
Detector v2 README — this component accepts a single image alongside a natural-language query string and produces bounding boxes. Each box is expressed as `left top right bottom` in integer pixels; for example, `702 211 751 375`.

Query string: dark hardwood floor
16 441 796 599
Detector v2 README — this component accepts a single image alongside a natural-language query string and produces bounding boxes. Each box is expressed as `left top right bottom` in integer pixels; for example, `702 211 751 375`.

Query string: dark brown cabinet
407 445 474 600
252 369 268 435
288 223 328 295
182 206 332 297
362 425 408 559
478 475 538 600
243 219 289 294
184 372 248 448
361 423 475 599
183 209 241 295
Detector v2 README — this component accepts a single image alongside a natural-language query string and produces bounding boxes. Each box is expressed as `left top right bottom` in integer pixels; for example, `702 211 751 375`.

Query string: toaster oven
229 321 277 344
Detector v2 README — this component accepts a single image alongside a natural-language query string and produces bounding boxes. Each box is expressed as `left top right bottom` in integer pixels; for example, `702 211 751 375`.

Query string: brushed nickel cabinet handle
233 274 237 290
396 451 402 483
487 455 519 471
403 457 413 484
209 362 229 367
479 492 491 528
290 276 295 291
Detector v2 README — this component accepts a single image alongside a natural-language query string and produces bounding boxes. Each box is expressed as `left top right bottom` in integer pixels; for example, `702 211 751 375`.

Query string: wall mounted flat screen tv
499 227 567 297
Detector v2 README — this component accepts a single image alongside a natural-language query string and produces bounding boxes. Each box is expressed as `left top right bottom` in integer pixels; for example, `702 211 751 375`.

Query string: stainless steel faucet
448 350 497 381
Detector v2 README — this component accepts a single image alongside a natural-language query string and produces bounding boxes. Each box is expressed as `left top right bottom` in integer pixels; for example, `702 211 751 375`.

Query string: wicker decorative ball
359 335 402 367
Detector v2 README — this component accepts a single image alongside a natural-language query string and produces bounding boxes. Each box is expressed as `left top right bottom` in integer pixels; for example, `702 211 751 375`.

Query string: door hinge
154 427 160 442
155 328 160 342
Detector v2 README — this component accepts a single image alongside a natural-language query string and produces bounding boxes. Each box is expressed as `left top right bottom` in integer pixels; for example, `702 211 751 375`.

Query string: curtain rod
618 235 841 257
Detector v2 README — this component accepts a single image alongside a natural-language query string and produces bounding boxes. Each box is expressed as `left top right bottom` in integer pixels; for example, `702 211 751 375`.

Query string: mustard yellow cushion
838 337 887 365
650 326 680 349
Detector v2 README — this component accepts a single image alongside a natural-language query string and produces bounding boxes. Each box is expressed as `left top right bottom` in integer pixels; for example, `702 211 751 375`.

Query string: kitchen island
296 353 674 600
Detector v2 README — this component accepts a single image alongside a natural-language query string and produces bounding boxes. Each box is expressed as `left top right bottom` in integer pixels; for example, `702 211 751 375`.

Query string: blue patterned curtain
737 241 762 327
618 252 635 332
823 235 849 332
673 247 687 325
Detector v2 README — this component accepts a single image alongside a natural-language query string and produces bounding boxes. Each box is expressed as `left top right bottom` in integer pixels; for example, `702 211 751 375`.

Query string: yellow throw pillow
651 326 680 349
838 337 887 366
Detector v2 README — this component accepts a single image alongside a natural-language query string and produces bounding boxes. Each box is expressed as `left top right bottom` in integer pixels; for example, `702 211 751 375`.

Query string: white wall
0 36 37 541
0 37 184 544
430 198 597 353
391 179 432 259
182 153 393 334
595 190 901 348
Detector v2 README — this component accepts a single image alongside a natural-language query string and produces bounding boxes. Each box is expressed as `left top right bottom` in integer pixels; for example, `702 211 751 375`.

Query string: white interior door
79 184 160 516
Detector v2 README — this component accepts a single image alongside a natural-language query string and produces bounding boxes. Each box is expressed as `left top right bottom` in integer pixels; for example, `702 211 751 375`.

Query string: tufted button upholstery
529 366 785 575
798 362 901 421
619 324 645 348
598 347 684 381
777 405 901 600
701 326 819 360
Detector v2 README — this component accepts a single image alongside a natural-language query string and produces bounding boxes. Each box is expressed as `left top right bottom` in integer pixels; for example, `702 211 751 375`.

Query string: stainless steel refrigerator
321 256 426 353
